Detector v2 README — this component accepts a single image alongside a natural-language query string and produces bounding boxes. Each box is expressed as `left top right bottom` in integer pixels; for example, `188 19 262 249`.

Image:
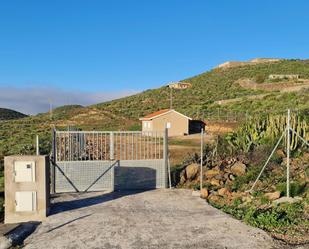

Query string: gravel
24 189 280 249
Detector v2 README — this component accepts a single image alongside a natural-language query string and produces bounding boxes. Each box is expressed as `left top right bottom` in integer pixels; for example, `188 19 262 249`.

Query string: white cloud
0 86 138 115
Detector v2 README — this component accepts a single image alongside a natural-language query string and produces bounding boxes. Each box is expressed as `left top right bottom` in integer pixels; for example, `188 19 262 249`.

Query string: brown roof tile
140 109 171 120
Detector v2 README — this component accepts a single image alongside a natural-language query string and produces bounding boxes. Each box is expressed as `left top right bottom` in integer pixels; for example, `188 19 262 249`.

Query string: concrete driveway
24 189 279 249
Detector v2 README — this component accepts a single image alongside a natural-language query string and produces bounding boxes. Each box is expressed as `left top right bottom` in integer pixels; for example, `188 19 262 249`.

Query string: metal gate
51 130 168 193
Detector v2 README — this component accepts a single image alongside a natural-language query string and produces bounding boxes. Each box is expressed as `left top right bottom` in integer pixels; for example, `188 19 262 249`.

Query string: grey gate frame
51 129 168 193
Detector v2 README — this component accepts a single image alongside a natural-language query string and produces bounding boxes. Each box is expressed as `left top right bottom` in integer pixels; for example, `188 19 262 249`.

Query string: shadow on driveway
49 190 150 216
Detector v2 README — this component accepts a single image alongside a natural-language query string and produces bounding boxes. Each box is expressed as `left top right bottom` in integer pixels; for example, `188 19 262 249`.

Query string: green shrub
0 176 3 192
255 75 266 83
276 182 307 197
244 202 304 231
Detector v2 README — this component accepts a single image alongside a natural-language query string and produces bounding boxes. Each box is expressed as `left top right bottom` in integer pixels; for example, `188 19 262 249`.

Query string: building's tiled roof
141 109 170 120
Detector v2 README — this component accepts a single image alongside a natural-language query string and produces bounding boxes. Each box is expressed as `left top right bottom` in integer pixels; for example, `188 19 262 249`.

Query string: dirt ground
23 189 285 249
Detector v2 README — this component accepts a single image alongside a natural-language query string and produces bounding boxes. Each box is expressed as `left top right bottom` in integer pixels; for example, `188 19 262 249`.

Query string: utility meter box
4 155 50 224
14 161 36 182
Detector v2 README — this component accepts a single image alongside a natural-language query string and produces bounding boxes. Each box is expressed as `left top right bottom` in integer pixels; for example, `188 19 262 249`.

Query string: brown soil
236 78 309 92
205 121 239 134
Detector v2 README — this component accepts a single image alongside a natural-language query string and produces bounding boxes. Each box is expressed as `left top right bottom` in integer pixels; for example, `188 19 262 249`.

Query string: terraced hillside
95 59 309 118
0 108 27 121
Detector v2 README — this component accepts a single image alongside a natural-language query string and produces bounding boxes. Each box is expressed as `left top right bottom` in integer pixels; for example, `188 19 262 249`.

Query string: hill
1 59 309 161
3 59 309 171
0 108 27 121
95 59 309 119
215 58 281 69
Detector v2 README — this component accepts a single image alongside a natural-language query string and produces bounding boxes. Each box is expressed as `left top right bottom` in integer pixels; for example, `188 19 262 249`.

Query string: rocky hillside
171 112 309 245
0 108 27 121
174 148 309 245
215 58 281 69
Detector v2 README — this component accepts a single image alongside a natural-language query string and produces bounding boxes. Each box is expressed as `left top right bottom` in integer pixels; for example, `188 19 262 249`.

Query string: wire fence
184 108 308 123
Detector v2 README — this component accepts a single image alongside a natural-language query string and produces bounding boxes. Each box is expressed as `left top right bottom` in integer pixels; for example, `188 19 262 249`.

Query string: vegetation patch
176 112 309 245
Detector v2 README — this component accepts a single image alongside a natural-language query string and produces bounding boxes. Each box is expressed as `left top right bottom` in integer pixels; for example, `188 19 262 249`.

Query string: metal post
170 87 173 109
200 128 204 191
110 132 114 160
36 135 39 155
286 109 291 198
51 128 56 194
164 128 171 188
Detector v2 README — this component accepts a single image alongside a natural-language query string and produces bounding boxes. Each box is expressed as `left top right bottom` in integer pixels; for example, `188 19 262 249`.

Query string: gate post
110 132 115 191
110 132 114 160
51 128 56 194
163 128 170 188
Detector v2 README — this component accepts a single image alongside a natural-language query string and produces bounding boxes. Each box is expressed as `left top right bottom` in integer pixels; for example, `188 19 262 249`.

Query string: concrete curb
0 222 40 249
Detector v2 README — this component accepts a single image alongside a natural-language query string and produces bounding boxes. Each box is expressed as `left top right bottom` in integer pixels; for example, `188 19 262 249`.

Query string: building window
166 122 171 129
144 121 151 129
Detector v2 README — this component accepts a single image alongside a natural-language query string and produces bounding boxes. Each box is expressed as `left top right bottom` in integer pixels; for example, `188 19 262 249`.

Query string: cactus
225 112 309 153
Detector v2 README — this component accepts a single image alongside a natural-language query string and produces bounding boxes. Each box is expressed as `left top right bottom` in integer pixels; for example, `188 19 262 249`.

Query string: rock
231 162 246 176
229 174 236 181
242 196 252 203
276 149 285 158
210 178 221 187
273 196 300 205
264 191 281 201
223 172 230 179
205 169 220 178
200 188 209 199
208 194 220 203
179 175 186 185
218 188 231 196
231 191 243 199
186 163 199 180
214 174 224 180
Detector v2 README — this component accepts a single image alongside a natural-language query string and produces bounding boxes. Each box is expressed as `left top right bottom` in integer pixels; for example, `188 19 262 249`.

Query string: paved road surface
24 189 279 249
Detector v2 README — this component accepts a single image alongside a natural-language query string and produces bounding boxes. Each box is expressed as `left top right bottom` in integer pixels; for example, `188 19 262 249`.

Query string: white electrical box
15 191 37 212
14 161 36 182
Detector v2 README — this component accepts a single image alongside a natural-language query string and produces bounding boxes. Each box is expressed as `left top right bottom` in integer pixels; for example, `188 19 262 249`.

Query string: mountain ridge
0 108 27 121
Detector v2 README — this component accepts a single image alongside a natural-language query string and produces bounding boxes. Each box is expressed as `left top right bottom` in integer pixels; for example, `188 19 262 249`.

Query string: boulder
218 187 231 196
186 163 199 180
231 162 246 176
208 194 225 205
208 194 220 203
205 169 220 178
223 172 230 179
210 178 221 187
242 196 252 203
276 149 285 158
179 169 187 184
231 191 243 199
264 191 281 201
179 175 186 185
200 188 209 199
214 174 224 180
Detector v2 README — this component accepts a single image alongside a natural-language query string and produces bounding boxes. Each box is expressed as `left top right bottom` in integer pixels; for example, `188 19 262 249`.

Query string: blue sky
0 0 308 114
